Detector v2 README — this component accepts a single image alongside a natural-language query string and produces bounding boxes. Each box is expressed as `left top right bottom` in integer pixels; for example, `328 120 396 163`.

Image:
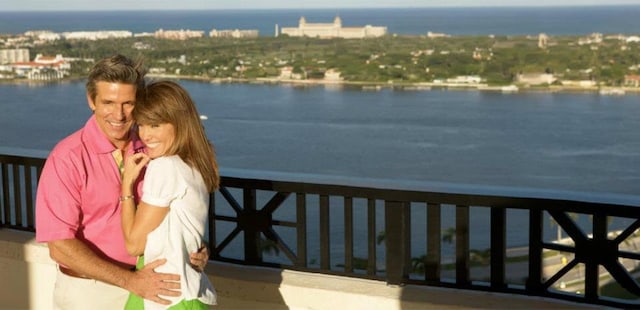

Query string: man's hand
126 258 181 305
189 246 209 272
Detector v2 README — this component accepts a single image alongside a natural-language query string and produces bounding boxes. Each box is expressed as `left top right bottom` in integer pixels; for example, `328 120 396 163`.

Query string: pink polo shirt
36 115 144 266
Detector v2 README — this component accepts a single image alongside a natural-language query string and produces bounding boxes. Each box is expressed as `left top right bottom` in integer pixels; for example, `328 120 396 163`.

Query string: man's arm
48 238 180 305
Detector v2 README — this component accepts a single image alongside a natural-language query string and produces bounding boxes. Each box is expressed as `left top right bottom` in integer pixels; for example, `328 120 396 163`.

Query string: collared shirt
36 115 145 266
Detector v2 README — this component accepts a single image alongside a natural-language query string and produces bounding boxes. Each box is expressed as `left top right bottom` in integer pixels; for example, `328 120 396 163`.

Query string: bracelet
119 195 134 202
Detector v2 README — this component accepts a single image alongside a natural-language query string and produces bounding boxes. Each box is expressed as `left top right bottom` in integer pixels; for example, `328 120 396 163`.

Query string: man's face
87 82 136 149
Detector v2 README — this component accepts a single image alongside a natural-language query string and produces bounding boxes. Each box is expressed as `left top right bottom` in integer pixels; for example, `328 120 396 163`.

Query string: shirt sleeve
141 157 187 207
35 153 82 242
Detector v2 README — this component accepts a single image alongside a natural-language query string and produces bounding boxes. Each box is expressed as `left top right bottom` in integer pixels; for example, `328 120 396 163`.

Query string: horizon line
2 4 640 12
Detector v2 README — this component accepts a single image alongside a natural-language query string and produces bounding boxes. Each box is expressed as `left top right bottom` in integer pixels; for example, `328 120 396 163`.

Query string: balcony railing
2 152 640 308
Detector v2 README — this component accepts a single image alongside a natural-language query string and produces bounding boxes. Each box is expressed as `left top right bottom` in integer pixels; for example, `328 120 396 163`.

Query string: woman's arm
121 153 209 268
121 153 169 256
120 198 169 256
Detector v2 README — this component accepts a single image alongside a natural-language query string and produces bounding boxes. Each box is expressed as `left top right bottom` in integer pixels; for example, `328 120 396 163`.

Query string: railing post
425 202 441 282
385 200 410 285
456 205 470 285
527 209 544 293
490 206 506 289
1 162 9 228
243 188 262 263
296 193 307 267
585 213 607 301
319 194 330 270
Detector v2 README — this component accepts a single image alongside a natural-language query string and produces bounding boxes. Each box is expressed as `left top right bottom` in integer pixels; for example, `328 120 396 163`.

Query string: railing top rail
220 170 640 215
2 151 639 214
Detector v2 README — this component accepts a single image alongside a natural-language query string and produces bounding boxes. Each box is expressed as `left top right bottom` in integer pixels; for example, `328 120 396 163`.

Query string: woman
120 80 219 309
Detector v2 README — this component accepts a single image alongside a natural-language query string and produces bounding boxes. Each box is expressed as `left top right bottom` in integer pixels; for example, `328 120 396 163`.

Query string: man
35 54 208 309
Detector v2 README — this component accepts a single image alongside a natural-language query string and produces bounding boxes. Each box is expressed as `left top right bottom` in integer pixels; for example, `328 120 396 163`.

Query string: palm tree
260 238 280 255
442 227 456 244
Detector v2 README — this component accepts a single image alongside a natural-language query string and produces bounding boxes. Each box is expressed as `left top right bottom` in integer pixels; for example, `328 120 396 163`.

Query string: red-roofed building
12 54 70 80
624 74 640 87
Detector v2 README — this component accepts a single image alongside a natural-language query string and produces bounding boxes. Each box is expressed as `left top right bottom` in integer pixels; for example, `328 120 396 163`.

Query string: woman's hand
122 152 150 189
190 246 209 272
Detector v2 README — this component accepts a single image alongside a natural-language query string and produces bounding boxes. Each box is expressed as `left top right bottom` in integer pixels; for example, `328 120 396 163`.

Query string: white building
516 73 557 85
0 49 29 64
446 75 483 84
24 30 61 41
280 16 386 39
11 54 70 80
154 29 204 40
324 68 343 81
61 31 132 40
209 29 259 38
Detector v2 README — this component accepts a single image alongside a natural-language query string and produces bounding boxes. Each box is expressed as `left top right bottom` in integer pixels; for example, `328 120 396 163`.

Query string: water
2 6 640 258
1 6 640 36
2 81 640 197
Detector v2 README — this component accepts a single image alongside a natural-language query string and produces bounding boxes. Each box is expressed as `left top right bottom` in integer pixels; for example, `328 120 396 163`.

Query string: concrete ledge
0 229 57 310
215 261 604 310
0 229 604 310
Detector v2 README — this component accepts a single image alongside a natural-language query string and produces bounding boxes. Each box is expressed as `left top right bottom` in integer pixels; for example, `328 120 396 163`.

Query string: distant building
446 75 483 84
24 30 61 41
280 16 386 39
278 66 303 80
62 31 132 40
626 36 640 43
0 49 29 65
516 73 556 85
578 33 603 45
538 33 548 49
209 29 259 38
426 31 450 38
324 69 343 81
560 80 596 88
624 75 640 87
11 53 70 80
154 29 204 40
279 66 293 79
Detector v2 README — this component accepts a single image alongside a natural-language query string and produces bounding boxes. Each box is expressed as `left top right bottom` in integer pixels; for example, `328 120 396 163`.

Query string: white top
141 155 216 309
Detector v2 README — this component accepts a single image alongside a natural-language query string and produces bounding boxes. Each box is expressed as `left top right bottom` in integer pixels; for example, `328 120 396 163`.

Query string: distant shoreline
3 75 639 96
148 74 640 96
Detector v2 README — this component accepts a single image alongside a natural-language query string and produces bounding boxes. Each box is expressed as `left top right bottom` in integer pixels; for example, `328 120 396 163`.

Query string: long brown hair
134 80 219 192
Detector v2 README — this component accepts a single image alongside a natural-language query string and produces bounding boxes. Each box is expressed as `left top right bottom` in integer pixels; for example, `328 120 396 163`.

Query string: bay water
3 81 639 196
3 77 640 265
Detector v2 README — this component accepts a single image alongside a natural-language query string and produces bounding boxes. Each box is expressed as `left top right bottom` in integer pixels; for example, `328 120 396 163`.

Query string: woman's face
138 123 176 159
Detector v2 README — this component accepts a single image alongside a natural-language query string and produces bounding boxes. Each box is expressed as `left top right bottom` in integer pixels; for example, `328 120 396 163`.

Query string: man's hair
85 54 146 102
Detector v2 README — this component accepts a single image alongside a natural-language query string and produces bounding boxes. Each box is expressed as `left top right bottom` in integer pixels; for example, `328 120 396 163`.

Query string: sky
2 0 640 11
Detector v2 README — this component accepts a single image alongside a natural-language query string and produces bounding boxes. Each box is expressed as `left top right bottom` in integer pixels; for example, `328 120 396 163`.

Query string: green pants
124 256 210 310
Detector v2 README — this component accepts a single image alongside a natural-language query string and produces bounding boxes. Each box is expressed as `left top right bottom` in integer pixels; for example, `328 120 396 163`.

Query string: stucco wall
0 229 603 310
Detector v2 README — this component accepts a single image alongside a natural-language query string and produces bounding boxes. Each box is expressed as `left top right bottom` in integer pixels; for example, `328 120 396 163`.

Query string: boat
599 88 625 96
500 85 519 93
362 85 382 91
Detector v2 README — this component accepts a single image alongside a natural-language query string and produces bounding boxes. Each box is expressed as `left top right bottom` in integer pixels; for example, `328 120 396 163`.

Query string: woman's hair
134 80 219 192
86 54 147 103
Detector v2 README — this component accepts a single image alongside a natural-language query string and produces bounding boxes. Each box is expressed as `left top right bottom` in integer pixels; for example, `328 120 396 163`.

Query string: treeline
30 34 639 85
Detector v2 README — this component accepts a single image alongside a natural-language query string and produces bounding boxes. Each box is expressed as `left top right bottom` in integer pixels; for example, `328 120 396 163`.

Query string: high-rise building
280 16 386 39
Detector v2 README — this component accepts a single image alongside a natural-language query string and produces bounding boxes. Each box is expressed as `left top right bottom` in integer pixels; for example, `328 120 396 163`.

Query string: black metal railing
2 152 640 308
0 153 43 231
